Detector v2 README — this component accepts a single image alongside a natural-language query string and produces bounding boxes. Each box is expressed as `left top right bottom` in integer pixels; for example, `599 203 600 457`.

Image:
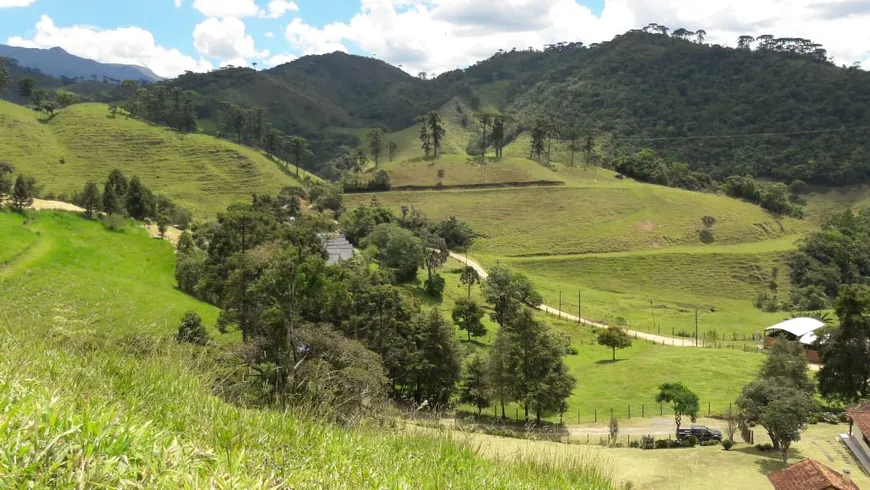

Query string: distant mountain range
0 44 162 83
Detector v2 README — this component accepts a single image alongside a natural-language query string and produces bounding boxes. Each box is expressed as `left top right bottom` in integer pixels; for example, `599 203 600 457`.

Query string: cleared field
349 183 807 256
0 101 309 218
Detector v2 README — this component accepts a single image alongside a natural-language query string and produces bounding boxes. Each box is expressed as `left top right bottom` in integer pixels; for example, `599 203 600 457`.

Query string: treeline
616 149 803 216
126 84 198 133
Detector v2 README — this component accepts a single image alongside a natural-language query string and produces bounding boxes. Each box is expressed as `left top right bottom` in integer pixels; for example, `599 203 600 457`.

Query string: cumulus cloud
193 17 269 64
6 15 212 78
265 53 298 67
276 0 870 75
264 31 275 38
174 0 182 8
0 0 36 7
192 0 260 18
261 0 299 19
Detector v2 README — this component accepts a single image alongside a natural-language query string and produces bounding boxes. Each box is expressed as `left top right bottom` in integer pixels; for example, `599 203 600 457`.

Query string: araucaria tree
819 285 870 402
80 182 102 218
737 339 813 462
477 112 492 155
388 141 398 162
418 116 432 157
288 136 311 178
656 382 699 436
459 265 481 299
426 111 446 157
491 115 506 159
482 266 542 327
367 129 385 167
597 327 632 361
0 63 11 99
11 174 33 212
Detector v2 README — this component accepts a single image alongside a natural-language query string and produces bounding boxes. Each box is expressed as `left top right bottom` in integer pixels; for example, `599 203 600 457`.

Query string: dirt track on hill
30 199 85 213
449 252 704 347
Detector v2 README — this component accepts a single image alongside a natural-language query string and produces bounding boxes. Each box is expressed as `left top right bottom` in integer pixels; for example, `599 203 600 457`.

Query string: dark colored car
677 425 723 442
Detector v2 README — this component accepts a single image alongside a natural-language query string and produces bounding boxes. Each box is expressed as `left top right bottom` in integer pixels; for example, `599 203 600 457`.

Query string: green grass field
0 209 614 488
0 101 311 219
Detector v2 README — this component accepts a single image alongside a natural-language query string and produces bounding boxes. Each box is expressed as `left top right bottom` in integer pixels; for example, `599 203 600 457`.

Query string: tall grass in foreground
0 317 614 488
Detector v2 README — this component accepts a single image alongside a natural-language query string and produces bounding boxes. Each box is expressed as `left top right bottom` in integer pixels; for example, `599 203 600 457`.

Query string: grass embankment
0 210 614 488
0 101 310 218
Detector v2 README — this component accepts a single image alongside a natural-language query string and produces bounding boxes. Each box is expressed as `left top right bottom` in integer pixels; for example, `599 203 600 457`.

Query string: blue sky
0 0 867 78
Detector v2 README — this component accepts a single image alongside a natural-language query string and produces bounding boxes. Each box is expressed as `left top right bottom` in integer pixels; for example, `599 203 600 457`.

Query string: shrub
755 443 774 452
722 439 734 451
175 311 210 346
424 274 446 297
686 435 698 447
700 440 720 446
629 440 640 449
641 435 655 450
806 413 819 424
822 412 839 424
102 213 126 232
839 412 850 424
654 439 670 449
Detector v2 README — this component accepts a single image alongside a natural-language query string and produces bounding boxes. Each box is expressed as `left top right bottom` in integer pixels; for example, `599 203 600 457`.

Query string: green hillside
0 101 308 218
0 209 613 488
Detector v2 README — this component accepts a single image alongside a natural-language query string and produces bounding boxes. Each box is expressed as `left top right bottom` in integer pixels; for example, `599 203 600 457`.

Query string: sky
0 0 868 79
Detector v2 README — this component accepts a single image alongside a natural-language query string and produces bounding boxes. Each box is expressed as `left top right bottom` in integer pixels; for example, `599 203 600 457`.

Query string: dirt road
449 252 704 347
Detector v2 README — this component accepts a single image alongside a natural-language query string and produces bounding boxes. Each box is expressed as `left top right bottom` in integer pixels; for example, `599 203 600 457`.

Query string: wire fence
489 401 738 424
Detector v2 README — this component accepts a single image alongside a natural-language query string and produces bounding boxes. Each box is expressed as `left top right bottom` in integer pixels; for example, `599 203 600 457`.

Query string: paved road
449 252 704 347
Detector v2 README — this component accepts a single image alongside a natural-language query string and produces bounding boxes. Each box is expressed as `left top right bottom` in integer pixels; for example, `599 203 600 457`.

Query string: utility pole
695 308 699 347
650 300 656 332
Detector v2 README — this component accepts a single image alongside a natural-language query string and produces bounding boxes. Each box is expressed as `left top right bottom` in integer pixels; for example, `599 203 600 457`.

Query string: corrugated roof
767 458 858 490
765 318 826 345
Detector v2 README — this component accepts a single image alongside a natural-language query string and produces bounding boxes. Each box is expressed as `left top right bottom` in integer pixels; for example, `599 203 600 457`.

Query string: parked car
677 425 723 442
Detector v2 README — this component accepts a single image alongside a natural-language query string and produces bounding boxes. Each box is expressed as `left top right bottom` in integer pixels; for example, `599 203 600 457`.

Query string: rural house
764 318 826 363
767 458 858 490
318 233 354 265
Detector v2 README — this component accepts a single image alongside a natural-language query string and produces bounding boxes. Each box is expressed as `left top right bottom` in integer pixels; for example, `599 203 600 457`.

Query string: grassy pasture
0 101 310 218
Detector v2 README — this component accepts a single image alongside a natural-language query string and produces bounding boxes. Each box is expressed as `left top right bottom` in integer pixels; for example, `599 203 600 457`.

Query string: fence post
660 402 663 415
708 402 711 417
578 410 580 424
595 408 597 423
629 405 631 419
516 408 519 421
627 434 630 447
642 404 645 417
587 434 590 445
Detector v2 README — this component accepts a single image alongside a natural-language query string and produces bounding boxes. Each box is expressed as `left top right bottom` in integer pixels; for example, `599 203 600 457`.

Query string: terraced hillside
0 209 613 488
0 101 310 218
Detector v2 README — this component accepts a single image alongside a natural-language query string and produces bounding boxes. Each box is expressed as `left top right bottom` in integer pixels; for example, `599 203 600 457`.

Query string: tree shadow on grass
731 445 805 475
595 359 627 365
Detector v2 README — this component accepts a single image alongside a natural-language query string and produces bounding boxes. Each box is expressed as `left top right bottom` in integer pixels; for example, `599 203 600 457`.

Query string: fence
489 401 739 424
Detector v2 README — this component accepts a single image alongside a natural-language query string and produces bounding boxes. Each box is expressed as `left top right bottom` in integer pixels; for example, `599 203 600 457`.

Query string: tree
80 182 102 218
410 308 461 405
55 90 79 108
366 128 385 166
597 327 632 361
459 265 481 299
18 77 36 100
459 353 490 415
737 35 755 50
487 332 511 419
157 214 169 239
11 175 33 212
491 115 506 159
695 29 707 44
427 111 446 157
452 298 486 341
366 223 424 282
583 133 594 166
125 176 156 220
477 112 493 155
176 311 210 345
762 390 812 463
760 340 814 395
655 382 699 436
0 163 14 202
423 236 449 296
418 117 432 157
0 64 10 99
287 136 311 177
352 148 368 173
388 141 398 162
701 216 717 228
482 267 542 327
819 285 870 402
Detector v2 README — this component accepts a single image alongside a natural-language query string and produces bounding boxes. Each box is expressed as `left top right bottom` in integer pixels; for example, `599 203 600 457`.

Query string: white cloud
0 0 36 7
261 0 299 19
274 0 870 75
265 52 298 67
264 31 275 39
192 0 260 18
193 17 269 64
174 0 181 8
6 15 213 78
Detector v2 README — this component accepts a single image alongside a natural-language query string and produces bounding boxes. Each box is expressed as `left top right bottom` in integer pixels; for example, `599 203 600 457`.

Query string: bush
755 443 774 452
175 311 210 346
686 435 698 446
641 435 655 450
102 213 126 232
839 412 850 424
821 412 839 424
722 439 734 451
700 440 720 446
629 440 640 449
806 413 819 424
424 274 446 297
654 439 670 449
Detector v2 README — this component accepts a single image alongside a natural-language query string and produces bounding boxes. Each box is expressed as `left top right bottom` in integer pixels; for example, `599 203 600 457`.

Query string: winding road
449 252 705 347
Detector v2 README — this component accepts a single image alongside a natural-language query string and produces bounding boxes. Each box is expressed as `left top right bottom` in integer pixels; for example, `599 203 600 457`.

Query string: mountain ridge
0 44 163 83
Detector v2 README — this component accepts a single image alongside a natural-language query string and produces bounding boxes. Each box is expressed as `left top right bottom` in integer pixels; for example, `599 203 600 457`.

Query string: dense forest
3 27 869 185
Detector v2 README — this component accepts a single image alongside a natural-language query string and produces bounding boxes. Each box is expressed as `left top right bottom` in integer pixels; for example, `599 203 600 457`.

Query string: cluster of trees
173 192 464 412
0 163 39 212
736 340 814 463
418 111 446 157
818 285 870 404
71 169 188 225
8 75 81 114
126 84 199 133
340 203 474 295
788 209 870 307
459 267 576 422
